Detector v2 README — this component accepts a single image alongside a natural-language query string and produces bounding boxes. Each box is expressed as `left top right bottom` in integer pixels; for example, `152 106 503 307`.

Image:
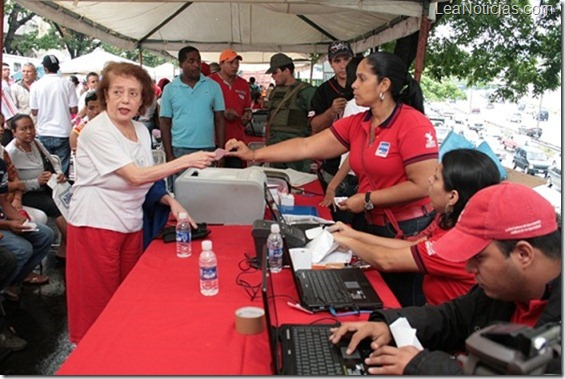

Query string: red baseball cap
431 182 558 262
219 49 242 63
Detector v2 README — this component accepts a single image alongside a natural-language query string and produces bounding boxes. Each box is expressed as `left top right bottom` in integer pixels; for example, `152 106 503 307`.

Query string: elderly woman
227 52 438 306
6 114 68 260
329 149 501 305
67 62 216 343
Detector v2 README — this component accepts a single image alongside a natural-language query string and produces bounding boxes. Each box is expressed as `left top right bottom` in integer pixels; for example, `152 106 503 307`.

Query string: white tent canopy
59 49 156 77
17 0 446 63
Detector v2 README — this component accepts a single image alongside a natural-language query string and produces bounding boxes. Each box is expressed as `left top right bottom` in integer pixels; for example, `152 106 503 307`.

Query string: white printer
174 167 267 225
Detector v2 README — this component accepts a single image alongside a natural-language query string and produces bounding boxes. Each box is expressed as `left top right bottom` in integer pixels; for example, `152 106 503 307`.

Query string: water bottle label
200 266 217 280
269 247 283 259
176 230 191 243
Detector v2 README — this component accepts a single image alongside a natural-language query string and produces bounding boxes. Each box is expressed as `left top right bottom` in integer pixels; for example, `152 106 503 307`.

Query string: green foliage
420 75 467 101
102 43 172 67
426 0 561 102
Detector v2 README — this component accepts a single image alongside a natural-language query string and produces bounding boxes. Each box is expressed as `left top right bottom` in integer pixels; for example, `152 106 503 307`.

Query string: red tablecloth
57 184 399 375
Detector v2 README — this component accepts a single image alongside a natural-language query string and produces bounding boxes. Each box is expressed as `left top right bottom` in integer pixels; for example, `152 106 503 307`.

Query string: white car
508 112 522 123
547 164 561 192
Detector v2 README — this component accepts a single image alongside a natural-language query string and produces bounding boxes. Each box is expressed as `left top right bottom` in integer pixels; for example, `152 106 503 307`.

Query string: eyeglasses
107 88 141 100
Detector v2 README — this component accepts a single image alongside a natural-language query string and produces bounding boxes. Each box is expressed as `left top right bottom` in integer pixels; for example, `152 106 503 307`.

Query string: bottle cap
202 240 212 250
178 212 188 220
270 223 280 233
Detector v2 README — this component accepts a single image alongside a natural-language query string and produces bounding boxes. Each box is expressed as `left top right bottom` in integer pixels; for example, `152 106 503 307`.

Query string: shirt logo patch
425 132 437 148
425 240 436 255
376 142 390 157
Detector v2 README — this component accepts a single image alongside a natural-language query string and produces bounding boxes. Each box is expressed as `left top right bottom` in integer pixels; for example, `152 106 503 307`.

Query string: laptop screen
261 246 282 374
264 183 285 225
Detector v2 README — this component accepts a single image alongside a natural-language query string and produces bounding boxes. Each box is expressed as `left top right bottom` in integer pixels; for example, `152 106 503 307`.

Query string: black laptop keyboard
307 270 350 304
292 327 343 375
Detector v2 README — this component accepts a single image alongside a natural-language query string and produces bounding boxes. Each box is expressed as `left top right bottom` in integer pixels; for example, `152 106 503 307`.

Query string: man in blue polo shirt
160 46 225 165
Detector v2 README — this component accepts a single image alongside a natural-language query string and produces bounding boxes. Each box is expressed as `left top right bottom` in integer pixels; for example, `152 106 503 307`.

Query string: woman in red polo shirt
328 149 501 305
226 52 438 306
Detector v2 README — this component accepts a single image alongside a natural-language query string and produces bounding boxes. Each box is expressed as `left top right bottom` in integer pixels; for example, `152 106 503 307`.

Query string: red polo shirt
331 104 439 223
209 73 251 142
410 222 476 305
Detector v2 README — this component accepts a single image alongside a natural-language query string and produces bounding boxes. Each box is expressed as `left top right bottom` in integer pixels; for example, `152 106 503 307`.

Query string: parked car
470 107 481 114
507 112 522 123
547 164 561 192
517 103 526 111
486 103 494 109
518 125 543 139
535 110 549 121
513 146 550 176
468 118 485 131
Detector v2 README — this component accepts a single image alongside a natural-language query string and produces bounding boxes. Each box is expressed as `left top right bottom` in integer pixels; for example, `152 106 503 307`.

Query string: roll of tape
235 306 265 335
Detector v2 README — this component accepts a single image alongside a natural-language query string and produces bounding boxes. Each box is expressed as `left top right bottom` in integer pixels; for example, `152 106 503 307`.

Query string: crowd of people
0 40 560 375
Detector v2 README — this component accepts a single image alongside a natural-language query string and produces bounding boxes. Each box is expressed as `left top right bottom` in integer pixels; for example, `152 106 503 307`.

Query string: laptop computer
264 184 383 313
261 248 372 375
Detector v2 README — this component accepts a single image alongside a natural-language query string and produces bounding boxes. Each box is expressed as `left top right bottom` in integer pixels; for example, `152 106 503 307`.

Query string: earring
379 92 385 101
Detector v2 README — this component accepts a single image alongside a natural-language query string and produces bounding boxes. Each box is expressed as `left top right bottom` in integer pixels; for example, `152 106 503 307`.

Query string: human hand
8 219 32 233
168 199 198 229
38 171 52 185
224 109 241 121
319 187 336 209
365 345 421 375
327 221 356 236
329 321 392 356
179 151 216 170
242 110 252 123
224 139 254 161
331 97 348 116
56 173 67 183
336 192 364 213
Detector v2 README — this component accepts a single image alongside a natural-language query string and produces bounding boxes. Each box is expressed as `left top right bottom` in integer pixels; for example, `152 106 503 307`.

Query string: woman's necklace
16 141 42 164
369 103 396 145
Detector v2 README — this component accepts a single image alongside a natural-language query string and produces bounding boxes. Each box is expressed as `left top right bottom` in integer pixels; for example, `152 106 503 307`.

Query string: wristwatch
364 192 374 211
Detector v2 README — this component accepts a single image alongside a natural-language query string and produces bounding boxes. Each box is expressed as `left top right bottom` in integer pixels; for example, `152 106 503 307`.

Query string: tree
3 0 36 54
424 0 561 101
51 23 102 59
420 75 467 102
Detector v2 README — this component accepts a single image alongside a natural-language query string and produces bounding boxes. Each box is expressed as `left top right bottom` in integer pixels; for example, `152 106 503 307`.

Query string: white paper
308 229 338 263
389 317 423 350
289 248 312 270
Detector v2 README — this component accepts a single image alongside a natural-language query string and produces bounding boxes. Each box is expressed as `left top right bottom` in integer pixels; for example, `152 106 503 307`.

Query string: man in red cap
329 182 561 375
209 49 252 168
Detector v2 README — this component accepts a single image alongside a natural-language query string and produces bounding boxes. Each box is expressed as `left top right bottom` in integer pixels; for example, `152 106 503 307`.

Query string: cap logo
330 41 349 54
505 220 542 235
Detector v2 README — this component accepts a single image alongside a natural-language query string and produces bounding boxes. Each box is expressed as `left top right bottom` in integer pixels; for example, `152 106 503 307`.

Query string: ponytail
365 52 425 114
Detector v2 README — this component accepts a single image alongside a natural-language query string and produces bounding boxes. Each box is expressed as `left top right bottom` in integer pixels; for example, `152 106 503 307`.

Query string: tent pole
414 15 431 83
0 0 4 87
138 48 143 66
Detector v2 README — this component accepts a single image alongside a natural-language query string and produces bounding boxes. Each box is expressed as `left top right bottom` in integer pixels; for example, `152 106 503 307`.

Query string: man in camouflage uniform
264 53 316 173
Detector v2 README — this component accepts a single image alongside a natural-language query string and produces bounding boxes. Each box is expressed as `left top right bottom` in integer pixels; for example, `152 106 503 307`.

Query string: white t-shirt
29 73 79 137
339 100 369 169
68 111 153 233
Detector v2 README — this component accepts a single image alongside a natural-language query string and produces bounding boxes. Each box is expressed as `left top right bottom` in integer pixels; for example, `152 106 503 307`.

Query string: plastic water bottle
199 240 219 296
267 223 283 273
176 212 192 258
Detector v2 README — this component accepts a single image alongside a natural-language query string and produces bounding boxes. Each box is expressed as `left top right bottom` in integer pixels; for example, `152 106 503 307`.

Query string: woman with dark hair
328 149 501 305
6 114 68 260
66 62 216 343
226 51 439 306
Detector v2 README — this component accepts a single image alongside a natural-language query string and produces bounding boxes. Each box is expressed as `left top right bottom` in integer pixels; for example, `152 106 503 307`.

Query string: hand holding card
22 220 39 232
214 148 227 160
334 197 348 206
